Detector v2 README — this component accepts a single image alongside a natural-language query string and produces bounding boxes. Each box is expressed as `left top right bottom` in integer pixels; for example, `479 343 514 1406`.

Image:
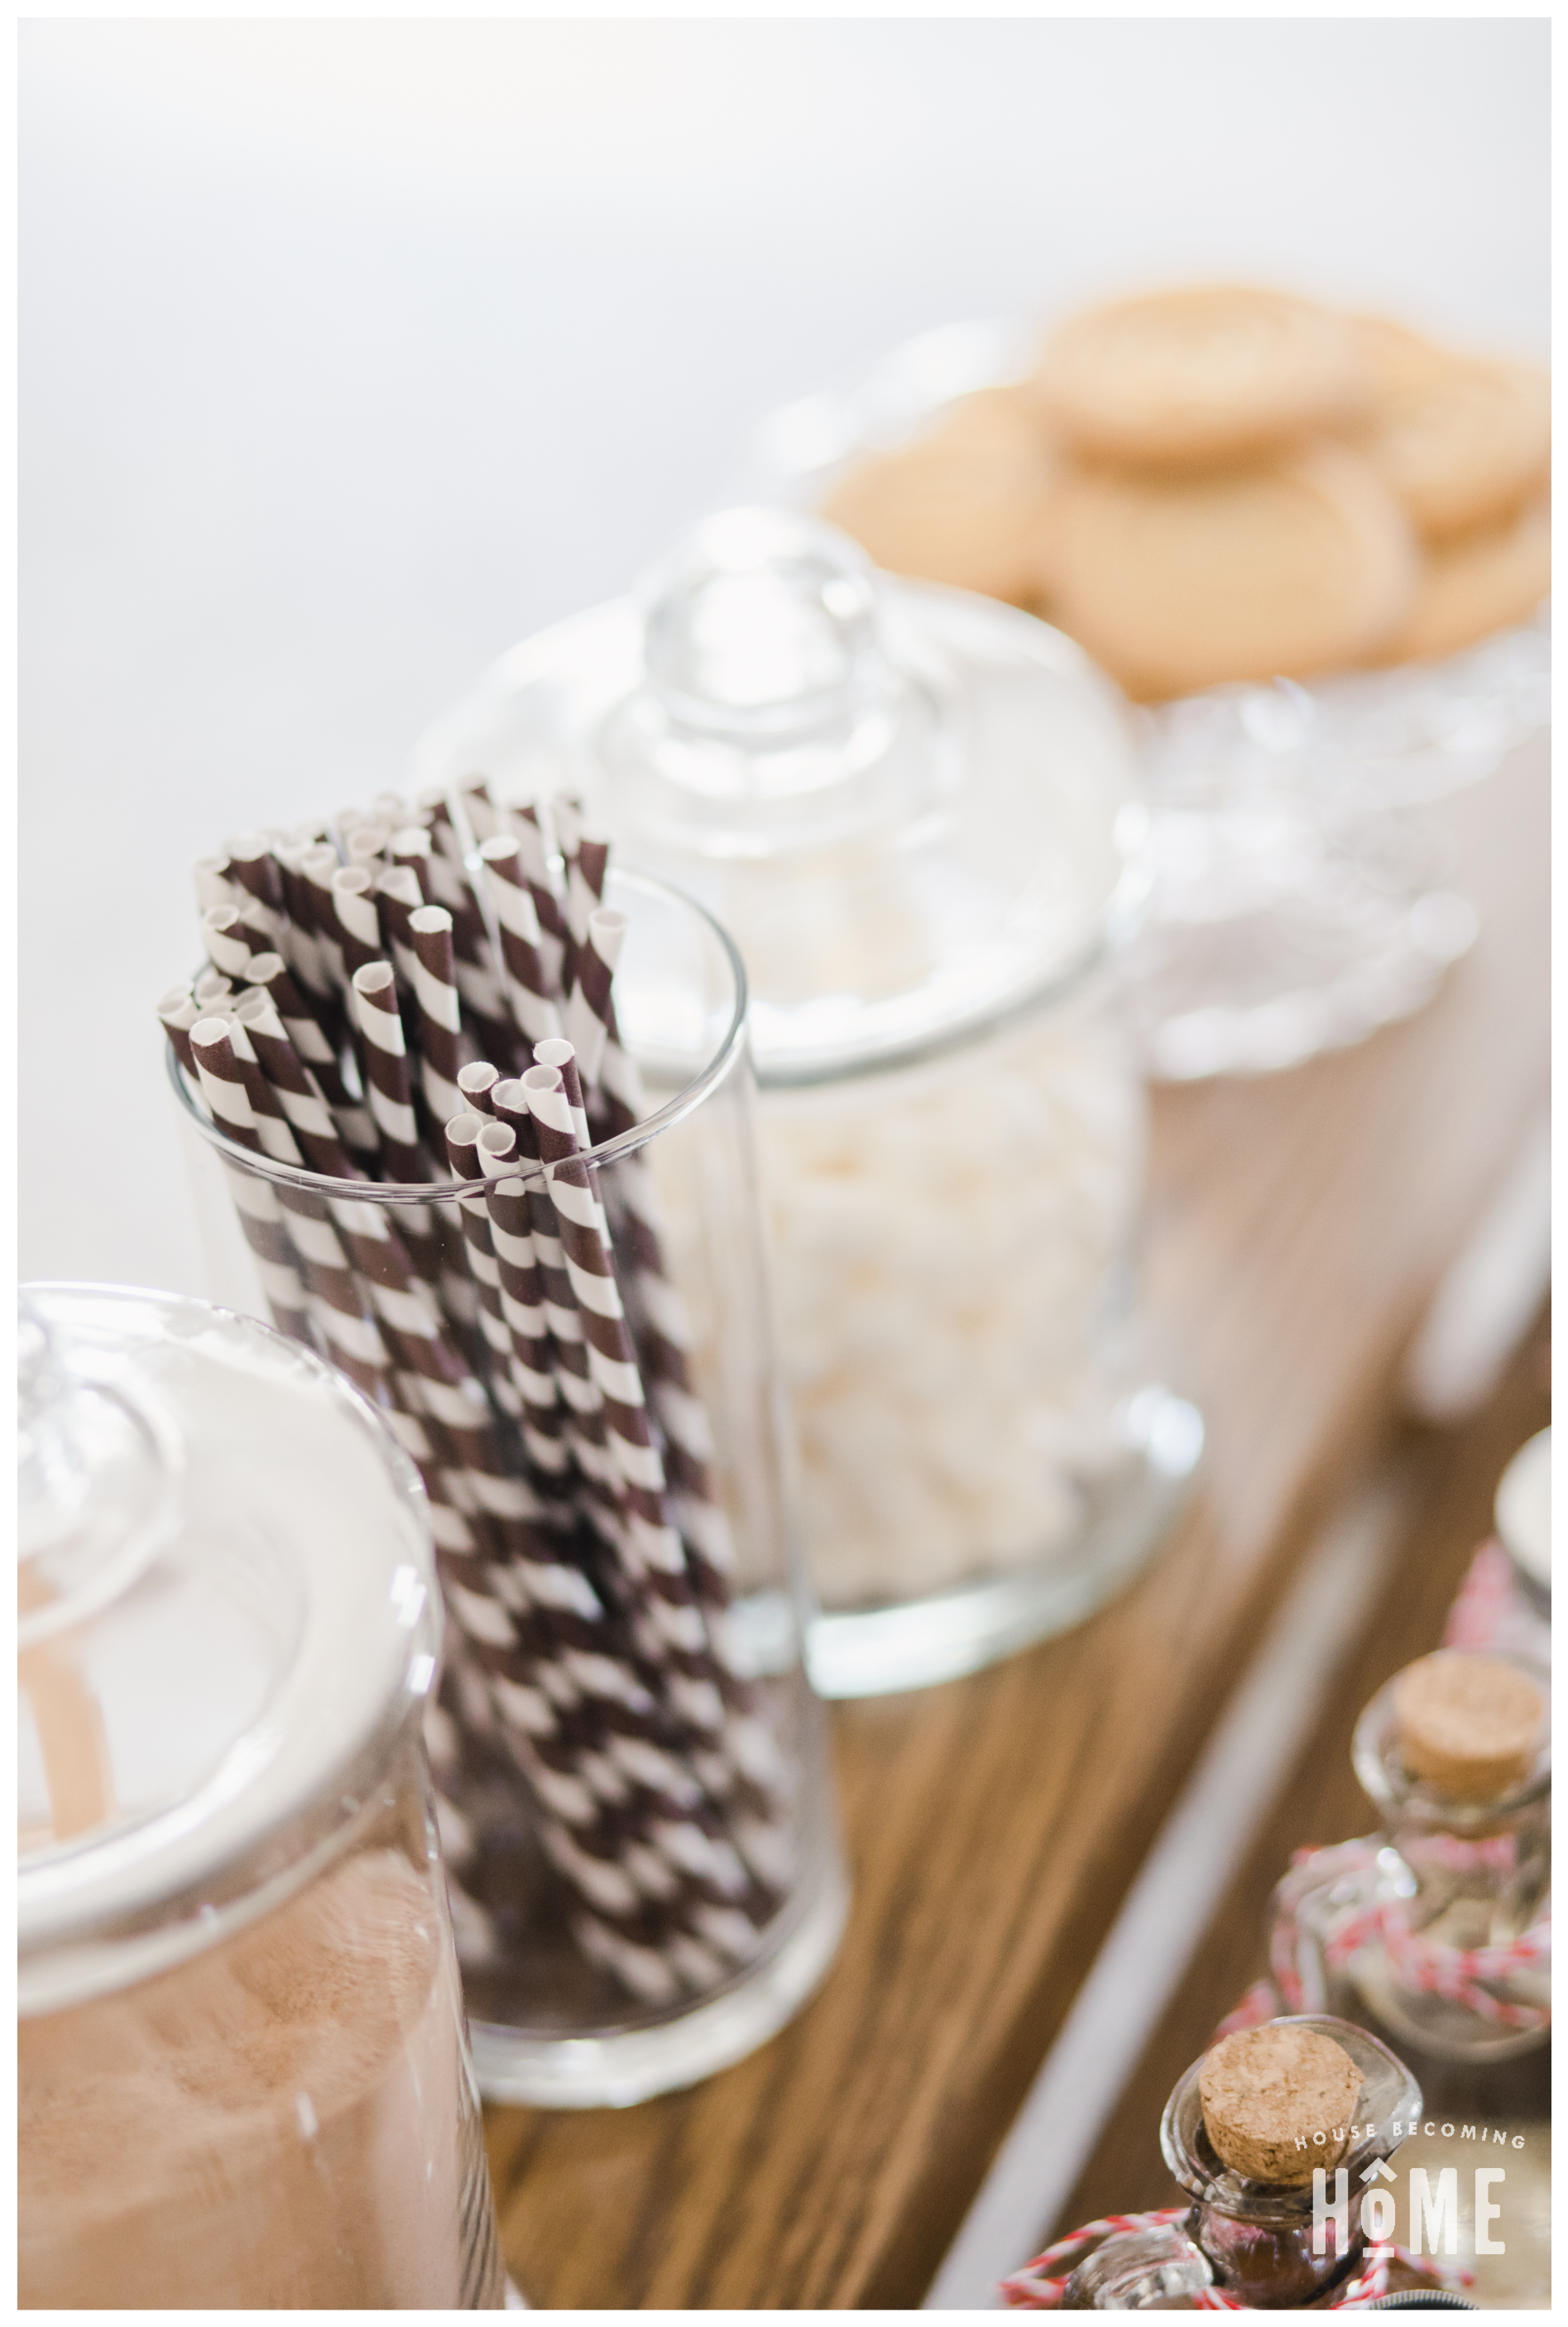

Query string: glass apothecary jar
415 508 1202 1696
1007 2017 1428 2310
1278 1653 1550 2068
166 869 848 2105
1151 2017 1423 2309
18 1284 506 2310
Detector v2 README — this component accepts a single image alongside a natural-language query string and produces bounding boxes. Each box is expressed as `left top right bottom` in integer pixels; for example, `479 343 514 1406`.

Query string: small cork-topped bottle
1057 2015 1422 2309
1283 1648 1549 2066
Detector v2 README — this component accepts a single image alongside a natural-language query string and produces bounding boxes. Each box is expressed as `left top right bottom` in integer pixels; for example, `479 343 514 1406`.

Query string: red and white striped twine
1000 2210 1471 2311
1266 1835 1550 2032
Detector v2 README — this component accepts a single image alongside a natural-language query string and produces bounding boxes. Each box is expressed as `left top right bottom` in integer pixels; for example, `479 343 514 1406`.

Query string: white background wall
20 17 1549 1294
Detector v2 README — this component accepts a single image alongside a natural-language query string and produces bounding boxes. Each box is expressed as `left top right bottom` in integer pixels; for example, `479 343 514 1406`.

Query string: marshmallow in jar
17 1286 506 2310
415 510 1202 1696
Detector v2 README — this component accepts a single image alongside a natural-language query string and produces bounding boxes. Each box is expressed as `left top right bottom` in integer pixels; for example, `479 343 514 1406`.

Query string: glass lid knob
641 507 895 746
17 1298 182 1655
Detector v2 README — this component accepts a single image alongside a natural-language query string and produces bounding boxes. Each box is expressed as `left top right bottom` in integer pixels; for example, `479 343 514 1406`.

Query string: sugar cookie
1044 443 1417 699
1376 499 1549 665
1351 314 1457 400
1362 353 1550 541
1034 286 1367 468
820 387 1057 603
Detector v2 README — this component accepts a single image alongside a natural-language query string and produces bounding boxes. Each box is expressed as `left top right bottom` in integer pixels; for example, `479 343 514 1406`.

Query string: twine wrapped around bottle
998 2204 1474 2310
1248 1835 1551 2036
156 785 791 2000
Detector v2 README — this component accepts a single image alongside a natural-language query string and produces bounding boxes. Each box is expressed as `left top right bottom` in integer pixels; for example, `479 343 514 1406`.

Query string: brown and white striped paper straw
348 961 450 1298
204 1016 412 1407
230 988 352 1178
489 1078 621 1525
469 1117 572 1499
563 905 628 1094
376 864 425 996
241 950 378 1159
352 961 424 1182
522 1058 782 1848
331 866 388 986
201 905 254 981
299 842 351 995
550 793 590 999
477 835 563 1059
222 994 517 1571
156 986 201 1077
532 1037 591 1149
468 1111 771 1984
458 1059 499 1115
409 904 465 1126
224 834 289 944
577 1023 741 1615
186 1018 320 1351
454 775 505 847
270 842 335 1006
233 1001 544 1557
509 800 568 999
519 1063 717 1692
192 856 238 917
390 824 437 904
416 806 515 1057
443 1112 524 1424
192 968 235 1012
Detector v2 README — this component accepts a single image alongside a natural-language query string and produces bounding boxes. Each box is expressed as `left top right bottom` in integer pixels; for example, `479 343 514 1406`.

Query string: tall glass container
168 870 847 2106
18 1284 506 2309
415 508 1203 1696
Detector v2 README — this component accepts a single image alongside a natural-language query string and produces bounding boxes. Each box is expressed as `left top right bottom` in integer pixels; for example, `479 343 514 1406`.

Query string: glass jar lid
1351 1653 1551 1830
414 508 1148 1083
18 1286 440 2011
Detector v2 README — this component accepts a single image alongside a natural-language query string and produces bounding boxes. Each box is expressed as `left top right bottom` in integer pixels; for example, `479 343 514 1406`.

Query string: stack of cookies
822 285 1550 700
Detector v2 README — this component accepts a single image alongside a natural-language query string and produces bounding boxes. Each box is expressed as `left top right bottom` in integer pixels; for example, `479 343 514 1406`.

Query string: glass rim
167 863 750 1202
1352 1663 1551 1823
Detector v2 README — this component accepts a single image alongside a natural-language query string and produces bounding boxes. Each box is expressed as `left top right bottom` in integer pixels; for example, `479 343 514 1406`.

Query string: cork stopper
1393 1650 1543 1802
1199 2025 1362 2186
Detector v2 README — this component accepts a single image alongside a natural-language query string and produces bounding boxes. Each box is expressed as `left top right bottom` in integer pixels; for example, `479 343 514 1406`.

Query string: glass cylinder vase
168 868 848 2108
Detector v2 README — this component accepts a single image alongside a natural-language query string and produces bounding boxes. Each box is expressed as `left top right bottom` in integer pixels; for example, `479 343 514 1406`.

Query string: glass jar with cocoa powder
18 1285 506 2309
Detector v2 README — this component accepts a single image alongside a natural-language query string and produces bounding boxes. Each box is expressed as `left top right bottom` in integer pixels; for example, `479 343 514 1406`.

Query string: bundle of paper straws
156 780 791 2003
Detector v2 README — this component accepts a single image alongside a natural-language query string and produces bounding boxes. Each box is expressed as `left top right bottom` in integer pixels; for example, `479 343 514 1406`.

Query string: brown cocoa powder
20 1848 471 2308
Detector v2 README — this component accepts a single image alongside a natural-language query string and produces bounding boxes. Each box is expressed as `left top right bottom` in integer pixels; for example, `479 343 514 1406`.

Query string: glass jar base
806 1387 1203 1698
468 1846 850 2109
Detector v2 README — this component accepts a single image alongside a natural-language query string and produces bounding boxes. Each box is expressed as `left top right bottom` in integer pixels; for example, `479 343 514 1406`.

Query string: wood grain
484 741 1548 2309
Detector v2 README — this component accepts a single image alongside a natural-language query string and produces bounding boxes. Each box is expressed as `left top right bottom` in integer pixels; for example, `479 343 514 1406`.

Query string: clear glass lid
18 1286 440 2009
414 508 1148 1082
